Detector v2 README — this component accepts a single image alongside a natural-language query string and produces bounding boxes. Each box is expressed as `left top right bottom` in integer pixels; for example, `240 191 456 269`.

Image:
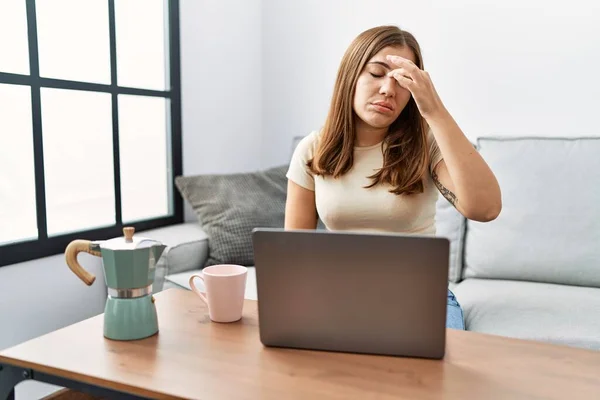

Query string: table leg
0 364 31 400
1 363 149 400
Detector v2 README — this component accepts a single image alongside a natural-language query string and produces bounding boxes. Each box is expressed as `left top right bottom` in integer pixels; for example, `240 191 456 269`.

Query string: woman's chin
362 116 394 129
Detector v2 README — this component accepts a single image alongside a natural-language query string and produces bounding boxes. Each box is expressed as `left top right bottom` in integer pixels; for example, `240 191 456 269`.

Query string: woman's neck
354 119 387 147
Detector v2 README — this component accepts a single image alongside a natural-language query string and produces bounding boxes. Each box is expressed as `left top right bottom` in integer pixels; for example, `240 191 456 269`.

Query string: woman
285 25 502 330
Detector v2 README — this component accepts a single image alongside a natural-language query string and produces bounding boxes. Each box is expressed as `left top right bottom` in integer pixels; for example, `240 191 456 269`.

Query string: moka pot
65 227 166 341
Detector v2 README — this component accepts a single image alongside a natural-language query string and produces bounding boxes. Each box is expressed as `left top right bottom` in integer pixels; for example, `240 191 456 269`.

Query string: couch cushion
463 137 600 287
175 166 288 267
435 194 466 283
453 278 600 350
140 223 209 291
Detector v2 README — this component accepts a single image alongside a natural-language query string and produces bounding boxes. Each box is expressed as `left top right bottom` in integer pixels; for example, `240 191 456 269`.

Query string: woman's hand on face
386 55 446 119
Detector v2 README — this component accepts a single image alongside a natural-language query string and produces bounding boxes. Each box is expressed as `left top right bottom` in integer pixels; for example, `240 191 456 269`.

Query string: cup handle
189 274 208 305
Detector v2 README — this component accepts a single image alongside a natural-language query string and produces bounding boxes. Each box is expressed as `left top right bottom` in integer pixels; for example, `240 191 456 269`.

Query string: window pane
0 0 30 74
0 84 37 244
41 88 115 236
36 0 110 84
119 95 170 222
115 0 168 90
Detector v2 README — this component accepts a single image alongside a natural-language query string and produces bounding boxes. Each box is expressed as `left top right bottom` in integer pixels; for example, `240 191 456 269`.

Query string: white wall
260 0 600 168
180 0 263 175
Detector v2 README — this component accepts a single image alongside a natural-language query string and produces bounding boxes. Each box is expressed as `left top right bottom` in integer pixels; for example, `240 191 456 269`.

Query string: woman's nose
379 76 396 97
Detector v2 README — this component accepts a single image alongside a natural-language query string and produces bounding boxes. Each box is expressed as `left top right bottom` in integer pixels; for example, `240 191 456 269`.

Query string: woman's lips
371 102 393 113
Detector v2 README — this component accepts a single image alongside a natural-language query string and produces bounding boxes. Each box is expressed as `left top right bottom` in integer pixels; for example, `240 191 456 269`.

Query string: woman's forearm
427 109 502 221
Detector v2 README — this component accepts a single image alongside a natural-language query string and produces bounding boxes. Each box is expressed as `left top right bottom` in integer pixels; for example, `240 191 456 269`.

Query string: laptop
251 228 450 359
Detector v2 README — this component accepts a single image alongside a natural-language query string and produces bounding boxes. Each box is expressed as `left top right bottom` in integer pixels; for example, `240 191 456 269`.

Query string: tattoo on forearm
432 171 458 207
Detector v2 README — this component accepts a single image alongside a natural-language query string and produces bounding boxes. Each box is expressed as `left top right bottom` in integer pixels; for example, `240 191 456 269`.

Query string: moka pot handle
65 240 102 286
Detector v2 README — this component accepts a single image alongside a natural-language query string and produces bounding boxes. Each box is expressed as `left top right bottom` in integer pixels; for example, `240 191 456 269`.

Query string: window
0 0 182 267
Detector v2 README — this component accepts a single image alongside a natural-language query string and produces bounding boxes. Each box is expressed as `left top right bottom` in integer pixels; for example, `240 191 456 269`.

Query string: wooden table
1 289 600 399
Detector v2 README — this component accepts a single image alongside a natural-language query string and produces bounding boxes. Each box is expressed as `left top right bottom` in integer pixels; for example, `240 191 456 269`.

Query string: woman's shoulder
425 126 436 145
292 129 322 160
287 130 323 190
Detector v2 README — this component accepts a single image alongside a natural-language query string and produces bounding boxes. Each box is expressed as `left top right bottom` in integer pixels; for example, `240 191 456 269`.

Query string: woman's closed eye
370 72 385 78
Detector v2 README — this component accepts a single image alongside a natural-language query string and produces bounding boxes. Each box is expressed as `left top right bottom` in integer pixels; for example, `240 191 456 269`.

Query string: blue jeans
446 289 465 330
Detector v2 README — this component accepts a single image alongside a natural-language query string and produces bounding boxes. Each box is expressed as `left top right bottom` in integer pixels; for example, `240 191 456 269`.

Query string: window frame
0 0 183 267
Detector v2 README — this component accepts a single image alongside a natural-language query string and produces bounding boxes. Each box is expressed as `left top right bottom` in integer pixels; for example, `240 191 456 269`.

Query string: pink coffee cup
189 264 248 323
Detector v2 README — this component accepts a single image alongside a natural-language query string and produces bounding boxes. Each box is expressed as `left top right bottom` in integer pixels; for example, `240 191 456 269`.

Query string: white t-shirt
286 130 443 235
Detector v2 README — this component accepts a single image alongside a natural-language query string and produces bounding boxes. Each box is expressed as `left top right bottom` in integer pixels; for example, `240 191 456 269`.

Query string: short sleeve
286 131 319 191
427 128 443 174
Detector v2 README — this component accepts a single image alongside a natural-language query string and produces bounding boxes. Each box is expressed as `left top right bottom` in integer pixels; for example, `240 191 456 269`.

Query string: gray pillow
175 165 288 267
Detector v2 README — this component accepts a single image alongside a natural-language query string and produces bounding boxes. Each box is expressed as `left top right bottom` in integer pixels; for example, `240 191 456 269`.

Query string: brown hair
307 25 430 195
